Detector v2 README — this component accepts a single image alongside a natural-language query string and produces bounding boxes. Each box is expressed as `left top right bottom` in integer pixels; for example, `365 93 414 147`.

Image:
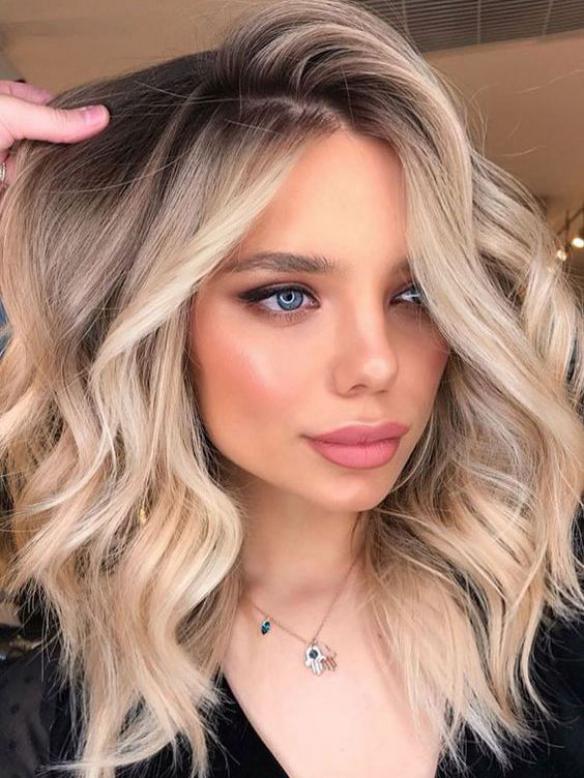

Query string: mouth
304 436 402 469
307 421 410 446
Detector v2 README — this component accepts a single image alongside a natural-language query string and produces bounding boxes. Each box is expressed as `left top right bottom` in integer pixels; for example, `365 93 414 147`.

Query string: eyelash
238 282 427 322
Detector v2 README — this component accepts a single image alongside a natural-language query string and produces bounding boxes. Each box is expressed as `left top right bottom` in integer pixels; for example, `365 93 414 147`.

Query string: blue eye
238 285 317 320
238 282 427 321
396 284 425 307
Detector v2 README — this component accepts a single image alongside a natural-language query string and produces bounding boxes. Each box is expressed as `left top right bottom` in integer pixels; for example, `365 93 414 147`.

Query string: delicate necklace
243 555 360 676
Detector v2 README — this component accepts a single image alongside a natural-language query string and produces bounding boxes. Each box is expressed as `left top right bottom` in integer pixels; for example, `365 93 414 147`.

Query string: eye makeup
236 281 427 322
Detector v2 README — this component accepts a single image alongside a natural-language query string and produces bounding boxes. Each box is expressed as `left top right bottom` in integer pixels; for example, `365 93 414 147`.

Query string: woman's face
187 129 449 512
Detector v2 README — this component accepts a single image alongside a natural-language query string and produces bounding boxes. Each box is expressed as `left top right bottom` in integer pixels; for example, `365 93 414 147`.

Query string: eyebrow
222 251 412 277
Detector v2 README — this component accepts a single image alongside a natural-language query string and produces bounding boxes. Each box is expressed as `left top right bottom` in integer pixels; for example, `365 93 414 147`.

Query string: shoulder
0 620 61 778
461 613 584 778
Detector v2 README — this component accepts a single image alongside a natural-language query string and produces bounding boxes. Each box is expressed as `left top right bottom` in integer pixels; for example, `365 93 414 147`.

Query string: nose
332 304 399 394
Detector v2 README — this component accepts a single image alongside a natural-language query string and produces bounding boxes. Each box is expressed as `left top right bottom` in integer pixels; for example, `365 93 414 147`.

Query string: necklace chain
243 554 360 674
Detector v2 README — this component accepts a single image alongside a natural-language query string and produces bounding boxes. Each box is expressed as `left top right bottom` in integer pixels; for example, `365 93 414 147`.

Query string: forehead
218 131 409 279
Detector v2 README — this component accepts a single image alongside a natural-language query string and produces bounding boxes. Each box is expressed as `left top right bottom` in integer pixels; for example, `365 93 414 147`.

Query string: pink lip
308 421 410 445
306 437 402 469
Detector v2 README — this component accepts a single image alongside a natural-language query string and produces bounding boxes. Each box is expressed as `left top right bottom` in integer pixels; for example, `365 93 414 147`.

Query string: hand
0 80 110 186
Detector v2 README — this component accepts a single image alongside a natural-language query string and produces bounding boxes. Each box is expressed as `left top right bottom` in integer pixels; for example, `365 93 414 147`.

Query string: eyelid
238 280 419 299
238 283 315 302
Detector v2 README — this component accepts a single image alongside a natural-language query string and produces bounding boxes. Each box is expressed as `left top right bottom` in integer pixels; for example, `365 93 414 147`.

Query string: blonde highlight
0 1 582 777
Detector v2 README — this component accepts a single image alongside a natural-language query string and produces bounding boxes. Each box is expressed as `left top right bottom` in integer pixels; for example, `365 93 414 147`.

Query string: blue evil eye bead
260 618 271 635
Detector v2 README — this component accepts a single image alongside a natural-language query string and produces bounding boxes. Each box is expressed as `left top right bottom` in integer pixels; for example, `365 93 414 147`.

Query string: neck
235 491 368 611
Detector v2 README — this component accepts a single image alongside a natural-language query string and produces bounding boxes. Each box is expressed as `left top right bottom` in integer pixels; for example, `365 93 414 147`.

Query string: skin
188 128 450 606
188 128 450 777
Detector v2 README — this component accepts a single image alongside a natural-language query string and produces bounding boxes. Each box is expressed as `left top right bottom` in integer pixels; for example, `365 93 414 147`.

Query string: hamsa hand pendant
304 641 338 675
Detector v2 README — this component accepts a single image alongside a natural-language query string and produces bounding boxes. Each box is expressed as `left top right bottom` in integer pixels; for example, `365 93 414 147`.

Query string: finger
0 80 55 104
0 95 109 158
0 97 109 186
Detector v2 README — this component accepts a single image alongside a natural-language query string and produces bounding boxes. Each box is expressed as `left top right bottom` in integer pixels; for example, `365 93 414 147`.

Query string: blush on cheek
196 332 303 424
418 333 450 375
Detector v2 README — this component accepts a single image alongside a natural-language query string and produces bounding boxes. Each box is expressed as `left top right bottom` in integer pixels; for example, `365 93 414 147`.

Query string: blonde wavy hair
1 1 583 776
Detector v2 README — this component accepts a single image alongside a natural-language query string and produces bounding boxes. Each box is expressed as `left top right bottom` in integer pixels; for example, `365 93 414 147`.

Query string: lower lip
306 437 401 469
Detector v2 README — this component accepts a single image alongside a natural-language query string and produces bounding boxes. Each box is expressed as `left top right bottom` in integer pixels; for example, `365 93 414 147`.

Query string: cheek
403 332 450 411
188 305 305 436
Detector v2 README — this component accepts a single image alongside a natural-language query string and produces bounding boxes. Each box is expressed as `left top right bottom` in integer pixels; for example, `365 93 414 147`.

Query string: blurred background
0 0 583 628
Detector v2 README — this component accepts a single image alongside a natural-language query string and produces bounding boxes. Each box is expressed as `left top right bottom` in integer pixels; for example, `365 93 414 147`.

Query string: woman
0 1 583 776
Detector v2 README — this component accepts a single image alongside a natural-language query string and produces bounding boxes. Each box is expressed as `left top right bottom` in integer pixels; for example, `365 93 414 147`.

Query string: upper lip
308 421 410 445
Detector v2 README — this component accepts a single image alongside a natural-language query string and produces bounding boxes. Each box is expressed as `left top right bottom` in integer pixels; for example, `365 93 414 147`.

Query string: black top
2 610 584 778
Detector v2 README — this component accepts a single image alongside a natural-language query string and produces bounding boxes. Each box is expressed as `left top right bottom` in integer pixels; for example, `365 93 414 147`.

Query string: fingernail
78 105 108 124
36 88 55 101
